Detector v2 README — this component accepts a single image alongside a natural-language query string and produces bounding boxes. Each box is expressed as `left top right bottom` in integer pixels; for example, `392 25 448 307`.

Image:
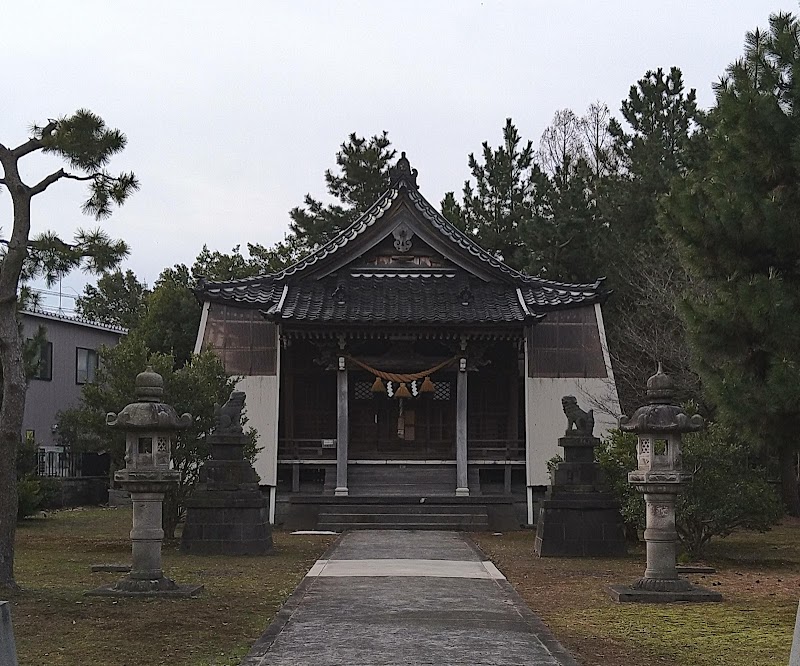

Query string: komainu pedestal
535 397 626 557
181 392 273 555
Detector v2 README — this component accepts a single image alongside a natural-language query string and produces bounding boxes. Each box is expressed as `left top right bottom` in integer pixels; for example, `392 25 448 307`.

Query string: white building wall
524 303 621 488
524 378 619 486
238 373 280 487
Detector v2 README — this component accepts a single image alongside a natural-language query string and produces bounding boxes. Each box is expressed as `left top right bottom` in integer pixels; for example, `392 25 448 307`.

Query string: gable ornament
392 223 414 252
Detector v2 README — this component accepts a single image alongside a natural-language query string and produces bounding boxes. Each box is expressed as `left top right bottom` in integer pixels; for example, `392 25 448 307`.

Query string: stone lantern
89 366 202 597
610 364 720 602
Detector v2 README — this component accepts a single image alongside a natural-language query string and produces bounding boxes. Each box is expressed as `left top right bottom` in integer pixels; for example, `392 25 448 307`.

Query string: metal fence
36 449 110 478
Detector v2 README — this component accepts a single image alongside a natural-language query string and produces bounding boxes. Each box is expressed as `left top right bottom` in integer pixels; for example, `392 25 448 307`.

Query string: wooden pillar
335 358 349 496
507 360 519 447
292 463 300 494
456 359 469 496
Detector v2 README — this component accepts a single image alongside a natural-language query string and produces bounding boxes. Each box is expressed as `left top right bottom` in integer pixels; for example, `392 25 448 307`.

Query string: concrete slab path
241 530 578 666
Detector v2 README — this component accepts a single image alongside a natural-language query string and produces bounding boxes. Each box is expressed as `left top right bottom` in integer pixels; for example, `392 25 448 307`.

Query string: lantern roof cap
646 362 674 404
135 365 164 402
619 364 704 434
106 366 191 431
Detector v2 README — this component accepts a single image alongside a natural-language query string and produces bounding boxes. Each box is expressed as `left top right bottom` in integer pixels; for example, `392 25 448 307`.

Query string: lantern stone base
608 583 722 603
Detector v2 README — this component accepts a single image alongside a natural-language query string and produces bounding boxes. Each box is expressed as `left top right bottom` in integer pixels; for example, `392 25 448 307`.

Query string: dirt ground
474 520 800 666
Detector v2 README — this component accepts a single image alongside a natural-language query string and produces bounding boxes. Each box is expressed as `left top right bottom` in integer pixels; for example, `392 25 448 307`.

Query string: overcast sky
1 0 784 308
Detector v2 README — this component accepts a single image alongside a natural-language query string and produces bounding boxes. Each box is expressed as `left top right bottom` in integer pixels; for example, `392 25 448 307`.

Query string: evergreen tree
600 68 706 412
289 132 395 249
442 118 538 270
75 269 149 329
661 12 800 513
132 264 200 367
0 110 136 589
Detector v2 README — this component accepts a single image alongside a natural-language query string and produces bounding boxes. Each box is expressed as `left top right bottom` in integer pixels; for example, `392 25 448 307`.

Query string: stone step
349 485 455 496
317 501 490 531
319 511 488 521
318 504 488 515
318 521 490 531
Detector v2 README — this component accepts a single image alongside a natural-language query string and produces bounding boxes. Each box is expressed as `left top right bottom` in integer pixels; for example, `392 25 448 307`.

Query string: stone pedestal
88 480 203 597
535 433 626 557
181 432 273 555
608 479 721 603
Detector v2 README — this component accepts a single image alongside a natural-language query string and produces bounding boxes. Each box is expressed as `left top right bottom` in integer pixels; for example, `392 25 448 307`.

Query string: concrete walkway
241 530 578 666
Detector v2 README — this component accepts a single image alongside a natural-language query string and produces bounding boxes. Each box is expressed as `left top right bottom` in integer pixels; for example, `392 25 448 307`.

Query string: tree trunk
0 299 26 590
779 447 800 517
0 151 33 590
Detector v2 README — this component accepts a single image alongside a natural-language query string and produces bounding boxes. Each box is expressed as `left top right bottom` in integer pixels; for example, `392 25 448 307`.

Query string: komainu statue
213 391 246 434
561 395 594 435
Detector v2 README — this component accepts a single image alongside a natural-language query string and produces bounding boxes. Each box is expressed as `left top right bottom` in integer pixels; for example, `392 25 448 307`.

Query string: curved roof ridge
404 186 527 282
200 186 400 291
520 274 606 291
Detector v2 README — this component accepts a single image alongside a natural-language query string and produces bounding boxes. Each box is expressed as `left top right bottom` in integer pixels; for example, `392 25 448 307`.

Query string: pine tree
442 118 538 270
289 132 395 249
0 110 136 588
601 68 706 411
662 12 800 514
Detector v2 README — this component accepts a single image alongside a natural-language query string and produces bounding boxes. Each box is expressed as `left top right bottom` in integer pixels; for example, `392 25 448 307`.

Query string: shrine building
194 154 620 529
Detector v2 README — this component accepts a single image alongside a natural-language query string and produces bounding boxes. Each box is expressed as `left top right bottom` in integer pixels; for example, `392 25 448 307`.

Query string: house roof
22 308 129 334
196 154 607 325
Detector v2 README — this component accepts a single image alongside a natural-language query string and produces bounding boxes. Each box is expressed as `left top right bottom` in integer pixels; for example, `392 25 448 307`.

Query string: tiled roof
22 308 129 334
520 281 603 311
196 156 608 323
270 277 539 325
199 278 283 307
200 272 604 318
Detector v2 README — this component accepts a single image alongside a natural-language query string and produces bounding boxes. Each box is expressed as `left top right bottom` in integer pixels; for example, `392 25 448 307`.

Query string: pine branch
28 169 66 196
13 120 57 159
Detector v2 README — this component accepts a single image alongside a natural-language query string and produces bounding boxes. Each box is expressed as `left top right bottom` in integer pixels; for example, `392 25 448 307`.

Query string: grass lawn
8 508 799 665
7 507 335 666
474 520 800 666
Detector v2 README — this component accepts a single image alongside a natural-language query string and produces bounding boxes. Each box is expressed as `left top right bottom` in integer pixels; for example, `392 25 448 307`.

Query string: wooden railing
468 439 526 462
278 438 525 463
278 439 337 461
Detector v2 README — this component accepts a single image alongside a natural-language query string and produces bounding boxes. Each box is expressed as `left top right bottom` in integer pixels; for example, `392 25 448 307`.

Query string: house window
527 306 607 378
76 348 99 384
30 340 53 381
203 304 278 375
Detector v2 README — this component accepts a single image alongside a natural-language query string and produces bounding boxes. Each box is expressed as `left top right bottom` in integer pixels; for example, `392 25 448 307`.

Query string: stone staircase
344 464 459 496
316 499 490 531
285 464 519 531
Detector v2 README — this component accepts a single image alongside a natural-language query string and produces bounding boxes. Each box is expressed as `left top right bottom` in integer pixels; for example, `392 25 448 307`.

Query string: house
193 154 621 529
22 309 126 477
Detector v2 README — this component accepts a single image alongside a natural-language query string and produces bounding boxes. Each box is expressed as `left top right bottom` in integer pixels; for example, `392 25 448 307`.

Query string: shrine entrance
349 371 456 460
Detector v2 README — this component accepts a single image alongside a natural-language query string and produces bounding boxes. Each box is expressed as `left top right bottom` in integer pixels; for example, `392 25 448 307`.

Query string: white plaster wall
524 302 622 487
237 373 280 486
524 378 620 486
